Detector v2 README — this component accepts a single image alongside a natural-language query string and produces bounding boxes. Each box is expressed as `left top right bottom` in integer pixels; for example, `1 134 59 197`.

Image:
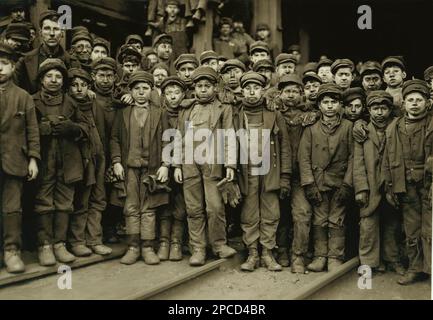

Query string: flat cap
166 0 181 5
152 33 173 47
220 17 233 27
92 57 117 71
240 71 267 88
68 67 92 83
39 10 60 27
256 23 270 31
128 70 154 88
72 31 93 46
343 87 366 104
424 66 433 81
199 50 218 64
366 90 394 107
220 59 246 74
275 53 297 66
302 72 322 84
5 23 30 42
218 55 228 62
316 57 333 70
161 76 186 92
303 62 318 76
125 34 144 45
151 62 170 74
174 53 199 70
252 59 275 72
0 42 18 61
360 61 382 76
278 74 303 90
250 41 270 55
10 5 25 12
93 37 110 54
288 44 301 53
331 58 355 74
117 44 142 64
316 83 343 101
191 66 219 83
38 58 67 79
402 79 429 98
381 56 405 71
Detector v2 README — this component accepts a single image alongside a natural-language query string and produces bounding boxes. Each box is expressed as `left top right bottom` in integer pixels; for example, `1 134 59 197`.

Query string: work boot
91 244 112 256
120 246 140 265
169 242 183 261
53 242 76 263
142 246 160 265
307 257 327 272
189 247 206 266
388 262 406 276
71 245 92 257
327 257 343 271
291 254 305 274
276 247 290 267
261 248 282 271
38 244 57 266
241 247 259 272
157 241 170 261
308 226 328 272
397 272 425 285
213 244 237 259
4 249 25 273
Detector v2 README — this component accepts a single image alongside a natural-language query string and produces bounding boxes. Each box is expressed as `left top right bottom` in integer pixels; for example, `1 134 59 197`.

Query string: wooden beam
192 4 214 55
252 0 282 52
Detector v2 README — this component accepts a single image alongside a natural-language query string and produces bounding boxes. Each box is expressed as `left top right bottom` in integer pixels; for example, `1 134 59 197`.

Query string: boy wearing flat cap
298 83 354 272
0 44 40 273
354 90 405 275
234 71 291 272
303 72 322 109
249 41 271 66
276 74 316 273
33 58 89 267
199 50 219 72
343 87 367 122
174 66 237 266
218 59 246 109
153 33 175 73
67 68 112 257
382 56 406 114
331 59 355 90
316 57 334 84
174 53 199 97
275 53 297 82
360 61 383 94
110 71 170 265
382 79 432 285
253 59 279 103
157 76 187 261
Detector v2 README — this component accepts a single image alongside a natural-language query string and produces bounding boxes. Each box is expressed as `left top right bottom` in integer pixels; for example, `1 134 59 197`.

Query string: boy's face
92 69 115 90
276 62 296 78
233 21 244 33
11 10 25 22
40 19 62 48
177 63 196 85
257 67 272 83
122 60 139 75
250 50 270 64
195 79 215 100
129 41 142 53
41 69 63 93
317 65 333 83
166 4 180 18
202 59 219 72
243 83 264 105
222 67 243 89
383 66 406 88
334 67 353 89
369 103 392 123
69 77 89 100
155 43 173 61
164 84 184 107
73 39 92 61
6 37 25 51
362 72 382 92
91 45 108 61
131 82 152 104
153 67 168 88
304 80 321 101
290 50 301 64
220 24 233 37
280 84 302 107
256 29 270 40
404 92 428 117
0 57 15 84
147 53 158 66
344 98 364 121
319 95 342 118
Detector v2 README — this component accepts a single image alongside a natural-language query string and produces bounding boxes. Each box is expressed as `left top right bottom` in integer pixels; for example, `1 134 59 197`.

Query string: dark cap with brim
38 58 67 80
402 79 430 98
343 87 365 104
174 54 199 70
161 76 186 92
360 61 382 76
252 59 274 72
191 66 219 83
331 58 355 74
92 57 117 72
278 74 303 90
199 50 218 64
366 90 394 107
317 83 343 101
68 67 92 84
220 59 246 74
240 71 267 88
0 43 19 62
381 56 405 71
153 33 173 47
128 70 154 88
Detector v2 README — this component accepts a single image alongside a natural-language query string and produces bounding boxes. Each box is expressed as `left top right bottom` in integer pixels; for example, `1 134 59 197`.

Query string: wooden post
192 4 214 56
30 0 50 32
252 0 282 52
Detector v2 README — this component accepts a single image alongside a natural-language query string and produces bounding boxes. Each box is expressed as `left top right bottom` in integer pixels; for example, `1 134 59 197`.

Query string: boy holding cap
331 58 355 90
0 43 40 273
354 90 405 275
174 66 237 266
382 79 432 285
298 83 354 272
382 56 406 114
157 76 187 261
33 58 89 266
110 71 170 265
67 68 112 257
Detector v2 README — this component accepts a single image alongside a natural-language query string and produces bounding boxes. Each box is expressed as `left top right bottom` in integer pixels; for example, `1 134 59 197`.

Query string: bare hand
27 158 39 181
226 168 235 182
174 168 183 184
355 191 369 208
156 166 169 183
113 163 125 180
121 93 134 105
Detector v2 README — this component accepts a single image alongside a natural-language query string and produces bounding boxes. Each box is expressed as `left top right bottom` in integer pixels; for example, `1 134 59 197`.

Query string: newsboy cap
424 66 433 82
152 33 173 47
93 37 110 55
302 72 322 85
256 23 270 31
174 53 199 70
343 87 365 104
128 70 154 88
240 71 267 88
117 44 142 64
360 61 382 76
220 59 246 74
402 79 430 98
366 90 394 107
381 56 405 71
5 22 30 42
39 10 59 27
250 41 270 55
275 53 297 66
316 57 333 70
38 58 67 79
252 59 275 72
191 66 219 83
68 67 92 84
288 44 301 53
92 57 117 72
316 83 343 102
0 42 18 62
199 50 218 64
125 34 144 46
161 76 186 92
331 58 354 74
278 74 303 90
71 31 93 46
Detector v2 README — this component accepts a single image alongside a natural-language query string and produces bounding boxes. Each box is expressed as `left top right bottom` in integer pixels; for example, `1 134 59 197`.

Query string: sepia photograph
0 0 431 306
